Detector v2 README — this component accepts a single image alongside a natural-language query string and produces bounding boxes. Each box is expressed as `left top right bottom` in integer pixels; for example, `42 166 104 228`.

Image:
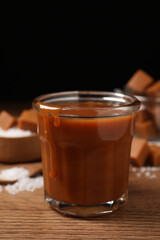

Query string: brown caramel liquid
37 101 135 205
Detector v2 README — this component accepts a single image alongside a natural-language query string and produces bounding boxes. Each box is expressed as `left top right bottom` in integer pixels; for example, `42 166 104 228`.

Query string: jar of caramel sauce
33 91 140 217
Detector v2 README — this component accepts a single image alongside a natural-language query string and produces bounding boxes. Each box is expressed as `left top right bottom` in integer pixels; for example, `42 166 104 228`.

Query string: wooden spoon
0 161 42 184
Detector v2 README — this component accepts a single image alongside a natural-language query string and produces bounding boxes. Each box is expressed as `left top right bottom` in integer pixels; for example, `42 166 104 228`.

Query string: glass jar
33 91 140 217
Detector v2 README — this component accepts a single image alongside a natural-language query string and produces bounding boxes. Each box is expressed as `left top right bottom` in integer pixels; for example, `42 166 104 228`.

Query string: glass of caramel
33 91 140 217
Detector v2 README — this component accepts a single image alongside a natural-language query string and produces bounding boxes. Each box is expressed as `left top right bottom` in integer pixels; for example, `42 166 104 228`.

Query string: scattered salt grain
149 174 157 179
131 167 137 172
145 172 150 177
0 167 29 181
132 166 160 179
140 167 146 173
0 166 43 194
0 127 35 138
150 167 160 171
136 172 141 177
5 176 43 195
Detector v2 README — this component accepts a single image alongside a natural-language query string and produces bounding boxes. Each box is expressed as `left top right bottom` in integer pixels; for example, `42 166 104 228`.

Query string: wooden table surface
0 167 159 240
0 102 160 239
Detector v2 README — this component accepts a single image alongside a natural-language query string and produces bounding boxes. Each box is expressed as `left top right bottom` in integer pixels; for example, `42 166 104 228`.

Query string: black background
4 2 160 101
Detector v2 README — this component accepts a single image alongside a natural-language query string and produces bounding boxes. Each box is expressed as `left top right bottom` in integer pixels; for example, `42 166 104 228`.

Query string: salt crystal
140 167 146 173
131 167 137 172
133 166 160 179
0 127 35 138
136 172 141 177
5 176 43 195
149 174 157 179
0 166 43 194
0 167 29 181
145 172 150 177
150 167 160 172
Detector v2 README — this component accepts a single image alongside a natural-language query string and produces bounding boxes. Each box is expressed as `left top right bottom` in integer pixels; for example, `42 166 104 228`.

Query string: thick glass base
45 191 128 217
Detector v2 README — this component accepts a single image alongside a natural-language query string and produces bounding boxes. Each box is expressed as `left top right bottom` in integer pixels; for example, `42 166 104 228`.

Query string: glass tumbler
32 91 140 217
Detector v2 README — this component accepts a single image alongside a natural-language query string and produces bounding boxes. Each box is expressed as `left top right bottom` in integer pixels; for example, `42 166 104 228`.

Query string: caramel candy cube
18 109 37 132
136 109 152 122
130 138 149 167
152 106 160 130
146 80 160 97
148 145 160 166
126 69 154 94
135 120 157 139
0 111 17 130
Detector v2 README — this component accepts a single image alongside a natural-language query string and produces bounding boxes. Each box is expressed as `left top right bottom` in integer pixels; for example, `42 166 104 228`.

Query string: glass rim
32 90 140 118
135 94 160 103
124 87 160 103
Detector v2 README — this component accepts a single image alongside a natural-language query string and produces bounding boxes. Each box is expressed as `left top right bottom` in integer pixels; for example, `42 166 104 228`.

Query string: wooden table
0 101 160 239
0 167 159 240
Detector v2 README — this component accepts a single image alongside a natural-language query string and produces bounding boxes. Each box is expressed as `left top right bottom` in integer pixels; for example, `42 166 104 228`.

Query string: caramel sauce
37 101 135 205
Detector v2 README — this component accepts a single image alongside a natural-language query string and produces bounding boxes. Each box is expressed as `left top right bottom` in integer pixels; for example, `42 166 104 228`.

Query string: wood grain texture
0 169 160 240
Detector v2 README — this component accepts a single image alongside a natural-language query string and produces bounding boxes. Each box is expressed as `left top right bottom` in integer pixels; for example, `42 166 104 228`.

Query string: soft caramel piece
18 109 37 132
146 80 160 97
136 109 152 122
130 138 149 167
152 106 160 130
126 69 154 94
148 145 160 166
135 120 157 139
0 111 17 130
